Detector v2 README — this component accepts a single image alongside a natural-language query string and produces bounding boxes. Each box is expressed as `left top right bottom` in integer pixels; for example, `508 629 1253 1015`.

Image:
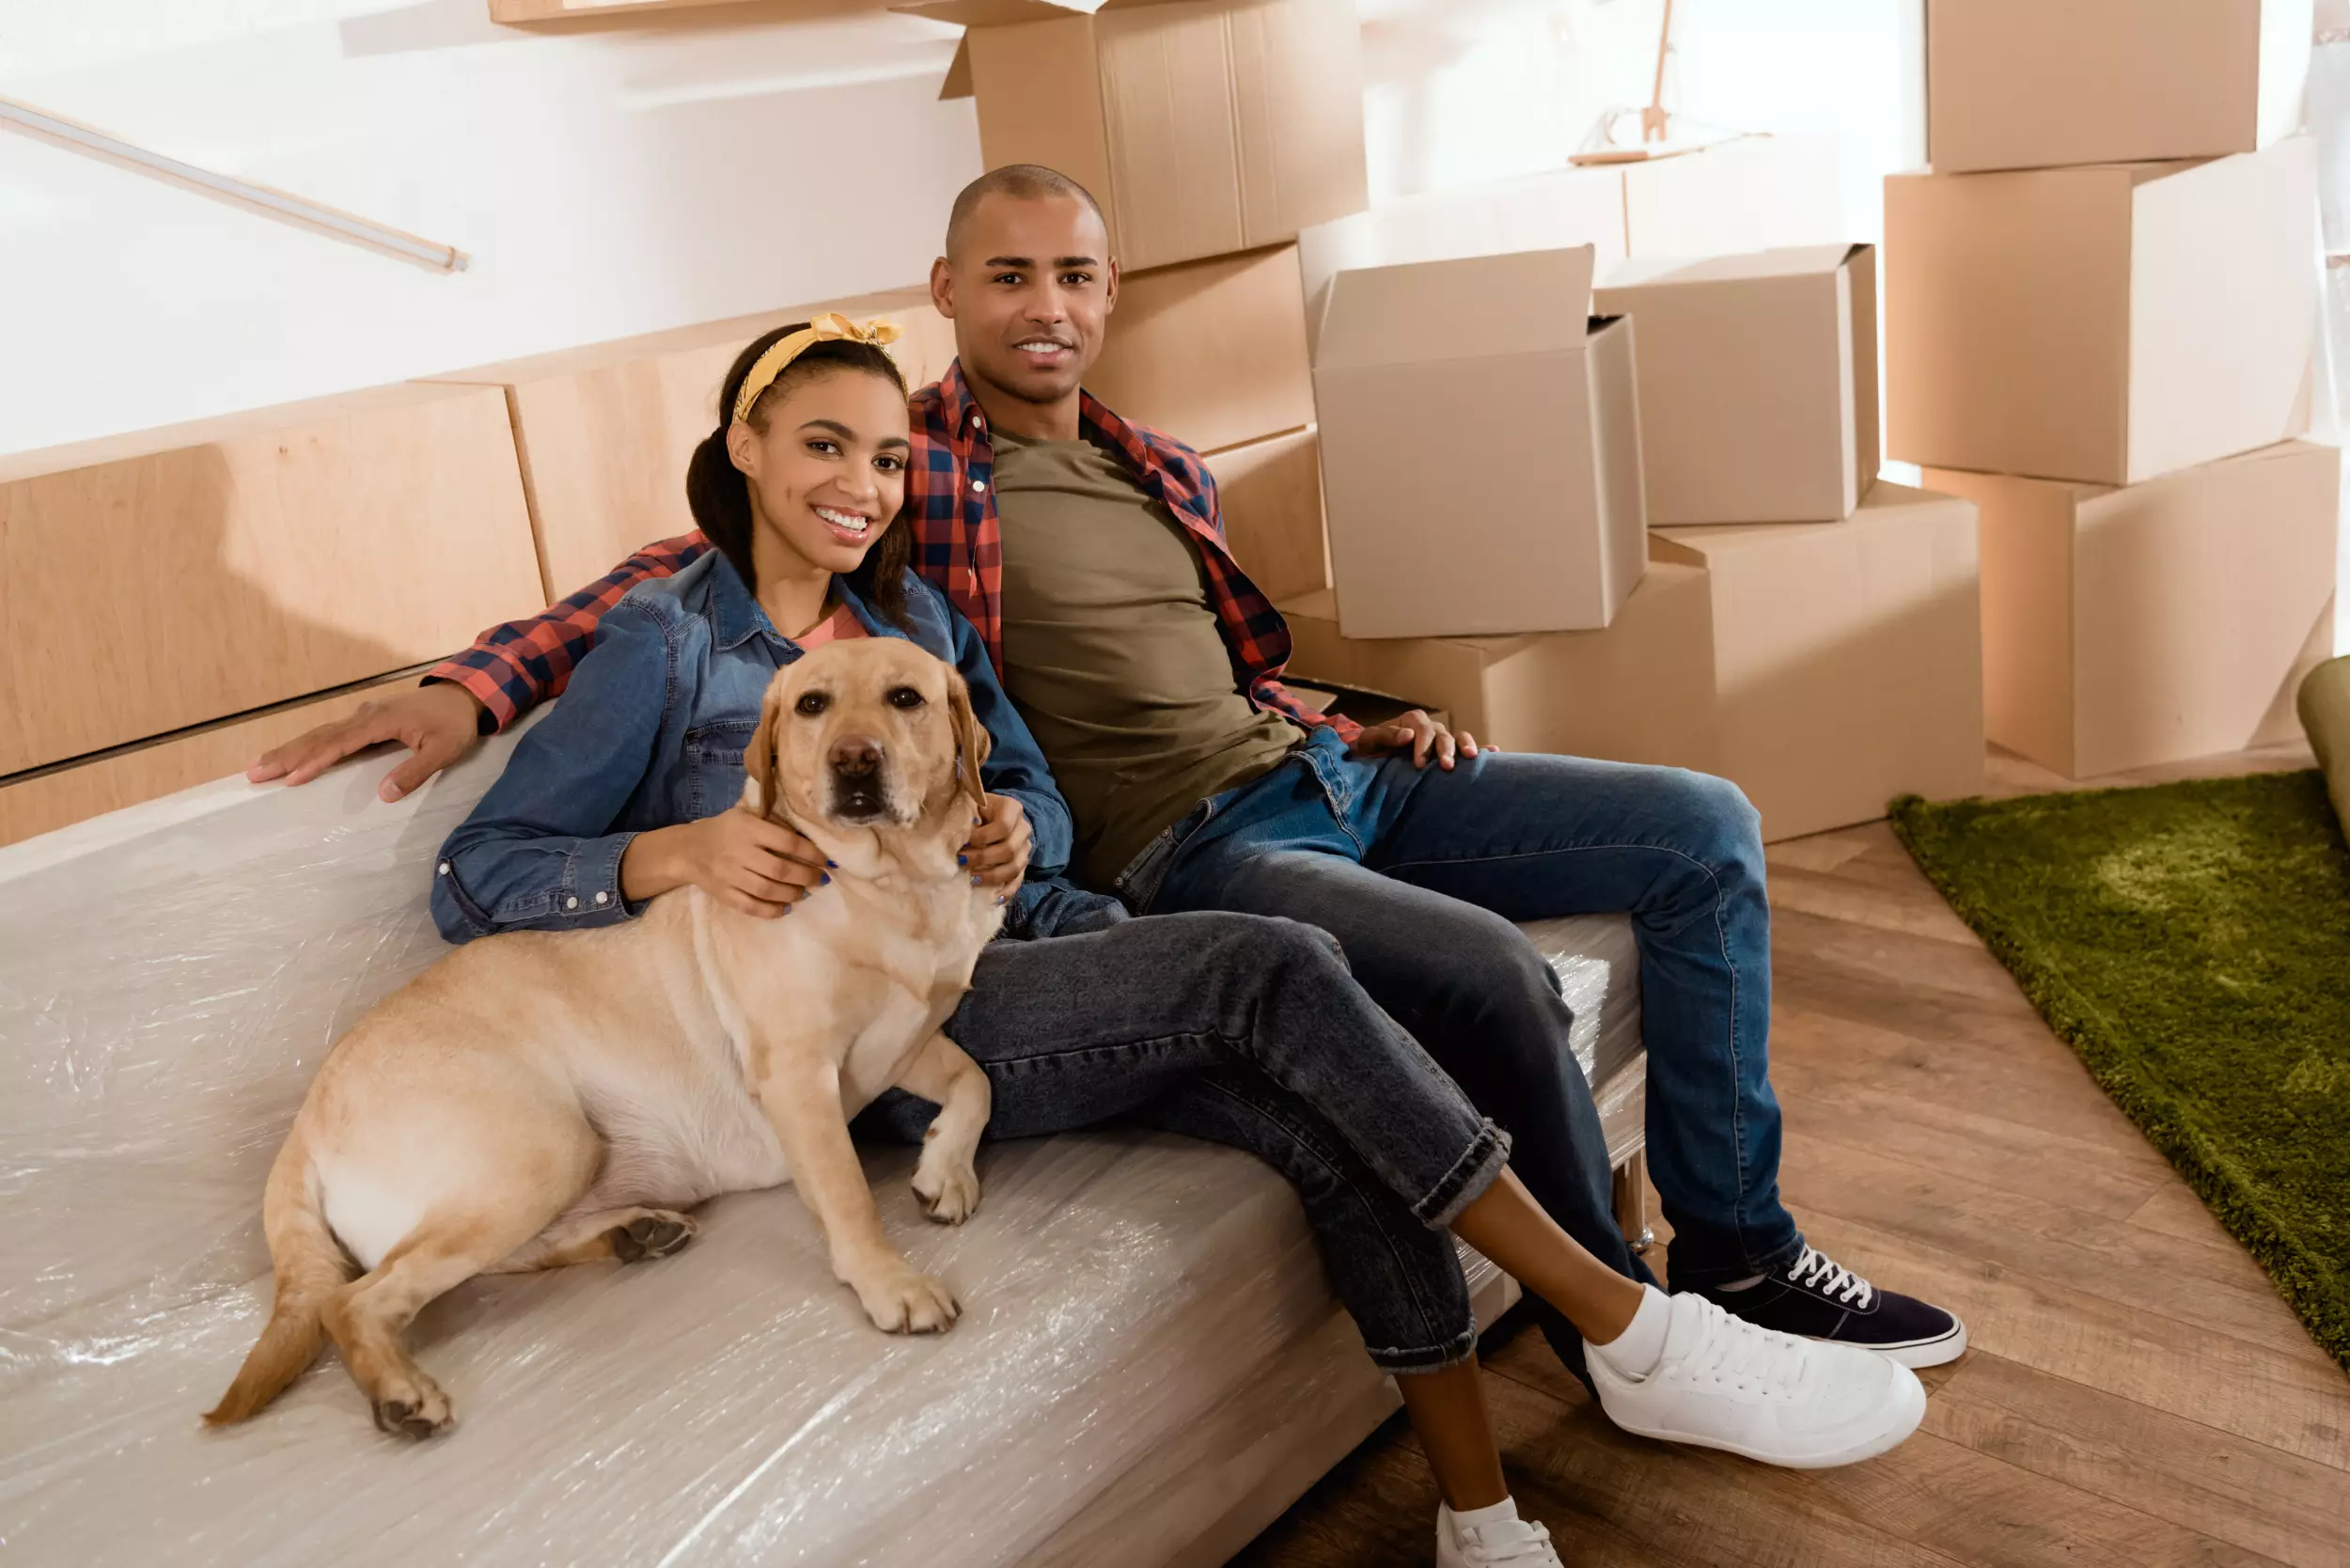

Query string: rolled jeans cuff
1368 1322 1480 1376
1410 1119 1512 1231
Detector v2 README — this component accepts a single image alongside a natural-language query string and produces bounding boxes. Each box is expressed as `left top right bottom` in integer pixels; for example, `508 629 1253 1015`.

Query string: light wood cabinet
0 384 544 777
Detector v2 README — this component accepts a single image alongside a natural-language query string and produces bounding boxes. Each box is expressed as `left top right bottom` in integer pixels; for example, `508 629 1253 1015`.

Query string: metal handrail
0 94 469 274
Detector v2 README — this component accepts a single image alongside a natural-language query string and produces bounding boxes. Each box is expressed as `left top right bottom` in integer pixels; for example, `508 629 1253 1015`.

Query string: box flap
1599 243 1857 290
894 0 1183 24
938 36 974 99
1317 246 1596 370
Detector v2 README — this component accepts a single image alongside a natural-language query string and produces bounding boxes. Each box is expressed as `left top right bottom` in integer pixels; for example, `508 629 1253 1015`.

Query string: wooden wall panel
0 675 414 848
425 288 955 600
0 384 543 776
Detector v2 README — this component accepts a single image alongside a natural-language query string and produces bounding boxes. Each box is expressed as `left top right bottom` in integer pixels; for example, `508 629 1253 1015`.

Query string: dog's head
744 637 989 832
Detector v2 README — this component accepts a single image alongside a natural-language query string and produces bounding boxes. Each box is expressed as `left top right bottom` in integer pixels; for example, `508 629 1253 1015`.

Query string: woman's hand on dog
623 813 827 917
961 794 1030 901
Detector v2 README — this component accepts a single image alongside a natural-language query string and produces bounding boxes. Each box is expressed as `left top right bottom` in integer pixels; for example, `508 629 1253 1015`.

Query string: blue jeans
856 909 1511 1373
1129 729 1806 1368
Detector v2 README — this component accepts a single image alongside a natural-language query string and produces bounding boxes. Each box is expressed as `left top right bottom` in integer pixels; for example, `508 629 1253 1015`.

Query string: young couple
254 165 1960 1566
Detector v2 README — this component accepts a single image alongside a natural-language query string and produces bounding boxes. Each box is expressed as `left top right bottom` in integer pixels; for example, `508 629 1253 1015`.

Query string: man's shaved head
944 164 1109 261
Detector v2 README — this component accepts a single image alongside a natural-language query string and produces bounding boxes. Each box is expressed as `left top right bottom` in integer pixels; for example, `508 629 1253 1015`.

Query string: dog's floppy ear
948 669 992 816
744 681 787 820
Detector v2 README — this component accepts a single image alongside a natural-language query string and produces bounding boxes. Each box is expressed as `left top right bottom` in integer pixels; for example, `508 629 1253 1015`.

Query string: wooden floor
1233 743 2350 1568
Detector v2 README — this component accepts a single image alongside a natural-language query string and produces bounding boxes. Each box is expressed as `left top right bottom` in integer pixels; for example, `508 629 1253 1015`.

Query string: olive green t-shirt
990 429 1302 886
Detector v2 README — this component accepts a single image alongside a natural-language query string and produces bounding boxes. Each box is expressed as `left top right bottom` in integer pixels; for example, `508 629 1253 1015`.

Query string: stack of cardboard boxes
1282 231 1986 844
1887 0 2335 779
895 0 1373 604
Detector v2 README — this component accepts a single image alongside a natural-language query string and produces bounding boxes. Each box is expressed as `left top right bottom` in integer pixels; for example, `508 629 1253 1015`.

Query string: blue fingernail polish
820 873 830 886
958 854 967 865
971 873 982 886
825 858 837 869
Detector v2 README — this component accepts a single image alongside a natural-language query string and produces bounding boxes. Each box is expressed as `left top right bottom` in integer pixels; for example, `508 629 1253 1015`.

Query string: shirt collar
709 550 905 653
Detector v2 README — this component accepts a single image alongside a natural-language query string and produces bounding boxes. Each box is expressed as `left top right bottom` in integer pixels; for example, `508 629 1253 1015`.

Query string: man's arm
246 534 711 801
431 533 712 730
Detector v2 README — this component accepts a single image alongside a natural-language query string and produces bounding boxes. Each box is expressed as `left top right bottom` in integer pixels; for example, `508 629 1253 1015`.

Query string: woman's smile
811 504 875 543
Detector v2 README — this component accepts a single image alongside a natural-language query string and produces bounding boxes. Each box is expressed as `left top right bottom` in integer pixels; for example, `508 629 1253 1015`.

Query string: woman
432 318 1919 1568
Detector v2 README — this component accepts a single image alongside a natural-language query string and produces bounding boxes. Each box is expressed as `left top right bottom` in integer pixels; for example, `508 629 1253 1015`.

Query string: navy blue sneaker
1700 1247 1967 1368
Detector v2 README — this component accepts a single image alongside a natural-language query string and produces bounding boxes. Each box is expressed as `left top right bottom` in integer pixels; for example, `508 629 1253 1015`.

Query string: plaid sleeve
1252 676 1362 744
428 534 711 732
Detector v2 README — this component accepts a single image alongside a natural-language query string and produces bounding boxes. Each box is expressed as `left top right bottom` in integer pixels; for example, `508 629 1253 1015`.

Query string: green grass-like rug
1889 772 2350 1372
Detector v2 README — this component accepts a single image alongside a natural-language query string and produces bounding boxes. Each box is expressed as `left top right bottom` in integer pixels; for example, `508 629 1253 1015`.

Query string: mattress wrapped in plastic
0 726 1642 1567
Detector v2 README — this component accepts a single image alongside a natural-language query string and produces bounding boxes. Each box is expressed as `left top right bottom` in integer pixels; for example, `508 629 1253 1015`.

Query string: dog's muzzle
827 735 892 823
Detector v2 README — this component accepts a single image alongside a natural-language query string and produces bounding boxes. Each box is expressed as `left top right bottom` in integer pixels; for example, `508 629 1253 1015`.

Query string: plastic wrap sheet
1518 914 1648 1163
0 733 1643 1567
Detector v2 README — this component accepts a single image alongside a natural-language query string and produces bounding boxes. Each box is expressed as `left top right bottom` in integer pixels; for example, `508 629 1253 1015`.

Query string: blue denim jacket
431 551 1095 943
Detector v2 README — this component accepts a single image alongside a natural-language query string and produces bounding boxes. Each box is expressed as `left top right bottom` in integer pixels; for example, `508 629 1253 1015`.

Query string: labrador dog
205 637 1004 1439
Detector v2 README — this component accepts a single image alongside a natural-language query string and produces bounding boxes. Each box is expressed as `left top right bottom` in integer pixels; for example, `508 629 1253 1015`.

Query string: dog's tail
203 1134 352 1426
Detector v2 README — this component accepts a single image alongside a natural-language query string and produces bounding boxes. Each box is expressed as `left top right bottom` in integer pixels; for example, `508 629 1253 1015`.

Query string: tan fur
204 640 1003 1438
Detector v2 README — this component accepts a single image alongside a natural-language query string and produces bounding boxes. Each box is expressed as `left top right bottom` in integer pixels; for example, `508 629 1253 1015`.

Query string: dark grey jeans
854 908 1510 1372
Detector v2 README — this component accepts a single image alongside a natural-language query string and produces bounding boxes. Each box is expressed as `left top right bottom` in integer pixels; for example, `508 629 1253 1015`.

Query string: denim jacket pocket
683 718 760 821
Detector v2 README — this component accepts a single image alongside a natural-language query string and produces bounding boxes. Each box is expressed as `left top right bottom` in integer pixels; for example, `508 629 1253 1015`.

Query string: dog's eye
795 692 829 716
886 686 926 710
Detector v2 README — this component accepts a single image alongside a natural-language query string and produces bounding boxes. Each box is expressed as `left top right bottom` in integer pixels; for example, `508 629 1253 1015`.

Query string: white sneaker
1436 1502 1564 1567
1588 1291 1926 1468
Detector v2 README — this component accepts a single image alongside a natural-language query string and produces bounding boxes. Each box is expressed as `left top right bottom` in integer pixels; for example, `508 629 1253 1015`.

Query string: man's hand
625 812 827 918
961 794 1031 900
1346 709 1482 771
246 682 486 802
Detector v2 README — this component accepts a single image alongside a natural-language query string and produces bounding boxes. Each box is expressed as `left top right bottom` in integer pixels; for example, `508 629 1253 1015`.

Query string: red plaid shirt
432 362 1354 741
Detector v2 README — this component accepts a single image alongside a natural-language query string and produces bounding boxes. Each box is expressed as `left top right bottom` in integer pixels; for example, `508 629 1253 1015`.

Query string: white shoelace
1790 1245 1874 1307
1676 1294 1811 1397
1459 1516 1558 1566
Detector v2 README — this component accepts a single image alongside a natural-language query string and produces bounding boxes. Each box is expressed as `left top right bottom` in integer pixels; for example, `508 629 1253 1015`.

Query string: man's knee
1651 768 1764 873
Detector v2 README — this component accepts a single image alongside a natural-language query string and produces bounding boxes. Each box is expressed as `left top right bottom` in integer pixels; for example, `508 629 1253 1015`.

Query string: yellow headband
730 312 904 426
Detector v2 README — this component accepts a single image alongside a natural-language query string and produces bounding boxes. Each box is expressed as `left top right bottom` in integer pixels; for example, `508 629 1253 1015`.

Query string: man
255 165 1962 1380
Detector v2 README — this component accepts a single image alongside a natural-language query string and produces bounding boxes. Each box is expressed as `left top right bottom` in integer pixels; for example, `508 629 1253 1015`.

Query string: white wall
1358 0 1924 243
0 0 981 458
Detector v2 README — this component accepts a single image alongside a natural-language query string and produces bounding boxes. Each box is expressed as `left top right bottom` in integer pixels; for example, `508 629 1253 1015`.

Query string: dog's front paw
911 1150 980 1225
850 1265 961 1334
369 1372 453 1441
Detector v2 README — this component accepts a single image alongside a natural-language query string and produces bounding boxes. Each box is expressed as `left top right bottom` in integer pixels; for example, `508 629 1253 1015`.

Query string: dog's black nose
829 736 883 776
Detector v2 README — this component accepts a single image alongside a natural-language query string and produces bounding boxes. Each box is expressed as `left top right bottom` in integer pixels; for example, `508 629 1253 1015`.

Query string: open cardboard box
1313 244 1647 639
1925 440 2339 780
1927 0 2312 174
899 0 1369 273
1594 243 1878 525
1885 137 2319 487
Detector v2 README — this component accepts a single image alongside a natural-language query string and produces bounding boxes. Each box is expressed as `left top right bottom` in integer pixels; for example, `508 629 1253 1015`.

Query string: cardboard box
1923 440 2339 779
1202 425 1328 604
1928 0 2312 175
1594 244 1879 525
0 384 544 776
902 0 1369 274
424 288 952 599
1280 481 1984 841
1885 138 2319 486
1619 133 1844 259
1314 245 1647 638
1649 481 1986 840
1277 566 1719 767
1087 244 1314 455
1297 165 1628 358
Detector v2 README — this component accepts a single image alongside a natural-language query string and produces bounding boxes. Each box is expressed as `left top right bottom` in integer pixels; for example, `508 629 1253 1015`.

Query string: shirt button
436 861 449 875
970 478 987 494
565 896 580 911
595 891 609 906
